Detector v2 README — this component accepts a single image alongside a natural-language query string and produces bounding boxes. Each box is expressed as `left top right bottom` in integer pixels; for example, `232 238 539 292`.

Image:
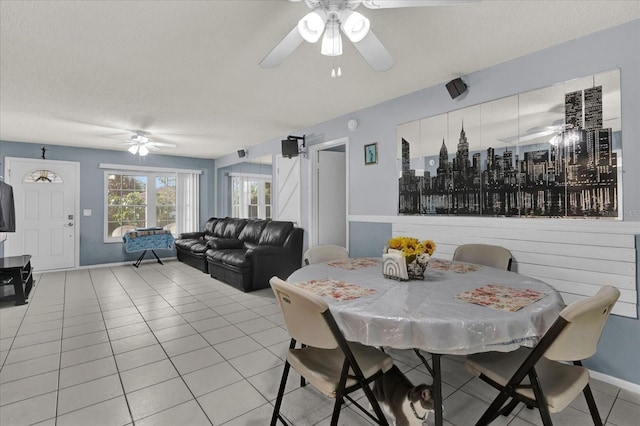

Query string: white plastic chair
269 276 393 426
465 285 620 426
303 244 349 265
453 243 513 270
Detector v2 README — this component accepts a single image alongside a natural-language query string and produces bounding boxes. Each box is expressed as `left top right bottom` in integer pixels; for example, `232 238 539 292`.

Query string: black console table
0 255 34 306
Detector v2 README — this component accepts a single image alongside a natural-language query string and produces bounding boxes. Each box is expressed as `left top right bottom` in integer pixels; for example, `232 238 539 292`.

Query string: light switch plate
83 209 92 216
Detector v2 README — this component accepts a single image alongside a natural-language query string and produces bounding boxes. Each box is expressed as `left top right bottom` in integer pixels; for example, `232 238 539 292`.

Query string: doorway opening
309 137 349 249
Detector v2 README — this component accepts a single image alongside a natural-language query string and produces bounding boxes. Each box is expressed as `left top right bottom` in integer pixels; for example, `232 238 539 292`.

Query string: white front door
4 158 79 271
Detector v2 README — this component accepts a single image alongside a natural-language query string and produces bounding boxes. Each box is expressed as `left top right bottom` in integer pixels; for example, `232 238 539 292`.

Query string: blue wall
0 140 215 265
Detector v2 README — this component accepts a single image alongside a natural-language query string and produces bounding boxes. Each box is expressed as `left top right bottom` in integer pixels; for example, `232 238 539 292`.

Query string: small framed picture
364 143 378 165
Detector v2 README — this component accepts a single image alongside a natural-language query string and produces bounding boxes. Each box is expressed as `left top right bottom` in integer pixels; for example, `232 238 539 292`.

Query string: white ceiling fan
260 0 478 72
120 131 176 156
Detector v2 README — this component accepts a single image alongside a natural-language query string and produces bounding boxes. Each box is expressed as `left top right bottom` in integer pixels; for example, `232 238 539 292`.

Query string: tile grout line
87 266 138 426
107 263 217 426
53 271 67 425
0 277 39 371
131 263 285 424
143 263 285 421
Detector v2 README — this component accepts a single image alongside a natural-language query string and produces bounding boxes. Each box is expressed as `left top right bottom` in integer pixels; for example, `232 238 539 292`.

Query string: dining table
287 257 565 426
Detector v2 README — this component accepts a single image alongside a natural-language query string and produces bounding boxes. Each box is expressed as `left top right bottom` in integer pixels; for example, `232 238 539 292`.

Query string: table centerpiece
383 237 436 280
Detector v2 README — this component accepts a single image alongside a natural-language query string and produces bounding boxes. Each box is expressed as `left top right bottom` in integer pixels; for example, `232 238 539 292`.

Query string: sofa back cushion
203 217 219 235
258 221 294 247
238 220 268 245
213 218 230 237
223 218 247 239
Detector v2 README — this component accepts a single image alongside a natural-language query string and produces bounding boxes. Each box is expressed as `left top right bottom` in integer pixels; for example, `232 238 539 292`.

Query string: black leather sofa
175 217 303 292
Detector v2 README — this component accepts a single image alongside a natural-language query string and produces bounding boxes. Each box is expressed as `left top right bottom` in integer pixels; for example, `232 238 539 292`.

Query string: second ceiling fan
121 131 176 156
260 0 477 72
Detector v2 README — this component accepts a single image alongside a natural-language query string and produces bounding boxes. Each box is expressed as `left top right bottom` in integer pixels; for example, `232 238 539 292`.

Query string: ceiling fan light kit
122 131 176 156
261 0 477 72
340 10 370 42
321 18 343 56
298 11 326 42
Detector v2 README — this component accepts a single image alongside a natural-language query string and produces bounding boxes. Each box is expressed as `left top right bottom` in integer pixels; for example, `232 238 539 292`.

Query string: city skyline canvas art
397 69 621 219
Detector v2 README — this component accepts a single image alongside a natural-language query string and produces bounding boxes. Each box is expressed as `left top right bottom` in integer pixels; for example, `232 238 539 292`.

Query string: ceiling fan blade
362 0 478 8
149 142 177 148
260 25 305 68
146 144 161 152
352 29 394 71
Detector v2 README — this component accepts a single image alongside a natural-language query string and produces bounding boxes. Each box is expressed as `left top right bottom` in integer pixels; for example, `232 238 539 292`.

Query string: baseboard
34 257 179 273
590 369 640 394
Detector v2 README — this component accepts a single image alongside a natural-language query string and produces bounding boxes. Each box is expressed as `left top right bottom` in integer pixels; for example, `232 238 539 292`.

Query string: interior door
4 158 78 271
275 155 300 225
317 150 346 246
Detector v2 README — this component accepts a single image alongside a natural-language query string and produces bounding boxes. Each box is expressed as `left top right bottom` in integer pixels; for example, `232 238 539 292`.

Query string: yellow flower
422 240 436 256
387 237 436 258
388 237 404 250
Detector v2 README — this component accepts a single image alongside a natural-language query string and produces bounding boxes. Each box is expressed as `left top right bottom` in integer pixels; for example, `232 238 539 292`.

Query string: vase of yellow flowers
383 237 436 280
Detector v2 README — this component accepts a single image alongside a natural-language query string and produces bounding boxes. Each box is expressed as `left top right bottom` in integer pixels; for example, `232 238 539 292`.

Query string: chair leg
528 369 553 426
475 388 513 426
582 384 603 426
330 396 343 426
300 343 306 387
330 360 352 426
361 383 389 425
500 398 521 416
573 361 603 426
271 361 292 426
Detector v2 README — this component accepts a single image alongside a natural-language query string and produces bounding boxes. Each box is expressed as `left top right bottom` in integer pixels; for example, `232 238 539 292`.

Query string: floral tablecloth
295 278 377 301
429 258 481 273
327 258 380 270
455 284 548 312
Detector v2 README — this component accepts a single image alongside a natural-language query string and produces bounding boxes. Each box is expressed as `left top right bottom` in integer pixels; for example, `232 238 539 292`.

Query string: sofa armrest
246 245 303 290
208 238 244 250
178 231 204 240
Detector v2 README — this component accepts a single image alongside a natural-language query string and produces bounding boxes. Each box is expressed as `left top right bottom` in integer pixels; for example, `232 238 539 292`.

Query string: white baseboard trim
590 369 640 394
34 257 179 273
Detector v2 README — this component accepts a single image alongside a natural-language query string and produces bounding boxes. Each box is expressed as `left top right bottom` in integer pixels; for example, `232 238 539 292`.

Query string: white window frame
100 163 201 243
230 173 272 219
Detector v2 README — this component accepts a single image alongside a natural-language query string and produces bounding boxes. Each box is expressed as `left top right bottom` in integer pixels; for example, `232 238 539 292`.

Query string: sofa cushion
223 219 247 238
258 221 294 247
203 217 219 235
238 220 268 245
175 239 203 250
221 251 252 268
205 249 228 262
208 238 244 250
213 218 230 237
187 242 209 254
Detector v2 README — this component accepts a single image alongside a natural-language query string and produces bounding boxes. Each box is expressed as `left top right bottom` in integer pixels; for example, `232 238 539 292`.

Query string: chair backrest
304 244 349 265
453 244 513 270
544 285 620 361
270 276 339 349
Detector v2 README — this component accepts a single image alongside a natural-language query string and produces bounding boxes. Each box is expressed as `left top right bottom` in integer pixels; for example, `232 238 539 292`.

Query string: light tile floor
1 260 638 426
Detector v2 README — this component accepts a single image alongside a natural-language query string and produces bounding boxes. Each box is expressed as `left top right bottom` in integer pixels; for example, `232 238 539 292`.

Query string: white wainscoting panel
351 215 639 318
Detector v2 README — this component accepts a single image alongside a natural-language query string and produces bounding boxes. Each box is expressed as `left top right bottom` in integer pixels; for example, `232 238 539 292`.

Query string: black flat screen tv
281 138 299 158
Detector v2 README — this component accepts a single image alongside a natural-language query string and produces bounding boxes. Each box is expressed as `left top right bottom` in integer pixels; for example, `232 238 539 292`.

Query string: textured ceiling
1 0 638 159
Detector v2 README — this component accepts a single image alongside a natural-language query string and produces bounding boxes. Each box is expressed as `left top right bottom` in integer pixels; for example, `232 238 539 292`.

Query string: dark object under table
0 255 34 306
